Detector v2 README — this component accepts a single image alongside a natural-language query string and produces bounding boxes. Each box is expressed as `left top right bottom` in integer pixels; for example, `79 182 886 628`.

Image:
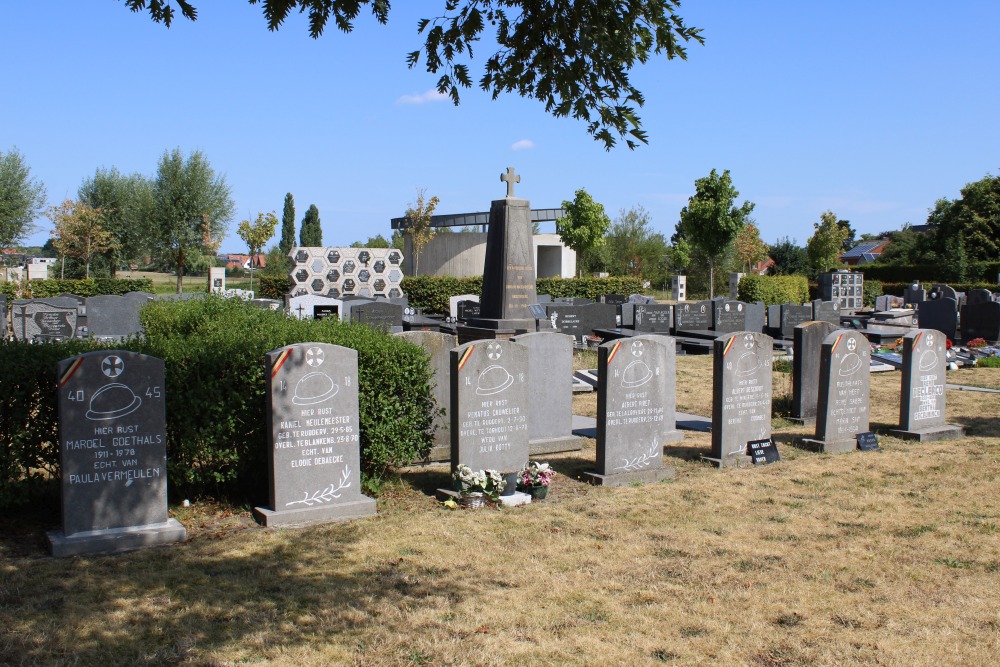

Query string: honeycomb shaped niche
311 278 325 293
343 278 356 293
358 269 371 283
327 250 341 264
388 250 402 265
326 268 340 282
295 268 310 283
295 250 309 263
342 260 356 275
373 260 386 274
373 278 387 292
358 250 371 265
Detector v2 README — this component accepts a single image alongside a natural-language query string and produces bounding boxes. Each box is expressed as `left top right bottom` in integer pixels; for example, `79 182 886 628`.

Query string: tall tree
928 173 1000 265
837 218 856 253
603 206 669 285
279 192 296 255
806 210 850 275
123 1 703 150
402 190 440 275
237 211 279 293
676 169 754 298
733 222 769 273
768 236 809 276
557 188 611 276
299 204 322 246
0 146 47 249
78 167 155 275
47 199 119 279
153 148 234 293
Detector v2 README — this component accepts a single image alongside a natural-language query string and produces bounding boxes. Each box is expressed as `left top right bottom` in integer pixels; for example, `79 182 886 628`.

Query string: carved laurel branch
615 441 660 473
285 466 352 507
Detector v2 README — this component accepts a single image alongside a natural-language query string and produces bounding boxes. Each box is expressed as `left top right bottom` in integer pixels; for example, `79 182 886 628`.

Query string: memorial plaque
288 294 344 320
350 301 403 331
253 343 376 526
47 350 185 556
792 321 837 423
511 332 582 455
457 300 482 321
630 303 673 333
450 339 529 475
812 300 841 327
712 300 748 333
803 330 871 454
780 304 813 339
674 300 712 331
890 329 964 441
395 331 457 461
449 294 479 319
313 304 339 319
11 298 79 341
86 295 145 340
747 438 780 465
961 301 1000 343
602 294 627 305
544 303 615 339
710 332 773 466
857 432 880 451
917 297 958 341
588 335 680 485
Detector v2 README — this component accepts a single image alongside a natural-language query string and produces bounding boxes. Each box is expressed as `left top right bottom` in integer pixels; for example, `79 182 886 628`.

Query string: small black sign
747 438 780 465
857 432 880 451
313 305 339 320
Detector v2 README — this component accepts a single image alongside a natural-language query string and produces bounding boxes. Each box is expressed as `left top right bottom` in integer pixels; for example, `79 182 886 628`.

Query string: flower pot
458 492 485 509
526 484 548 500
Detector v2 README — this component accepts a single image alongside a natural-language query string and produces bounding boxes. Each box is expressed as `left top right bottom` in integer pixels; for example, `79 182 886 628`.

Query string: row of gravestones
47 323 963 556
916 288 1000 343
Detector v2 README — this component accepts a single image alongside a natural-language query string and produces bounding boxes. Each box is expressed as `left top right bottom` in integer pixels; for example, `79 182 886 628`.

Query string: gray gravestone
918 297 958 341
511 331 582 455
801 330 871 454
395 331 457 461
450 339 529 478
967 289 993 306
792 321 838 423
545 303 616 339
253 343 376 526
587 336 681 485
627 303 673 332
780 304 813 339
351 301 403 332
47 351 186 556
961 301 1000 343
554 297 594 306
745 301 766 334
449 294 479 318
889 329 964 441
929 284 958 301
86 295 145 340
674 300 712 331
602 294 627 305
812 300 841 327
11 298 79 341
712 300 749 333
708 332 773 467
904 283 926 305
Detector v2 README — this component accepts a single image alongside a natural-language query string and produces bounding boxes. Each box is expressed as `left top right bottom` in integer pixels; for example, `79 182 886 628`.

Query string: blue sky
3 2 999 255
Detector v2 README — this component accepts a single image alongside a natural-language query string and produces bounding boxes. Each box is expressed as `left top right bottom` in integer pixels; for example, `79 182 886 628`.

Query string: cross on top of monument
501 167 520 198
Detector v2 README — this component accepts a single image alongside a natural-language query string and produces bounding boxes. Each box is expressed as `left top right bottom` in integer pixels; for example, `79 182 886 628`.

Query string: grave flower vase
525 484 548 500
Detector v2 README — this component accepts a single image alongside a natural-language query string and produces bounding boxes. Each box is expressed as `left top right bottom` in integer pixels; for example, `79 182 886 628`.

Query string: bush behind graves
257 275 293 299
0 277 154 299
136 296 434 498
0 338 118 507
863 279 883 307
860 261 1000 284
401 276 483 314
737 275 809 305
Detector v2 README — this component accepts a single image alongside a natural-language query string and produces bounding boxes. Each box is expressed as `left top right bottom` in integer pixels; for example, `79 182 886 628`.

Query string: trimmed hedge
0 296 434 506
257 275 292 300
737 275 809 305
859 262 1000 283
0 278 154 300
402 276 482 314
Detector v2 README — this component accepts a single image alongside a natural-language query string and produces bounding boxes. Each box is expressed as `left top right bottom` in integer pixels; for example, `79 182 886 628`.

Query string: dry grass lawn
2 357 999 665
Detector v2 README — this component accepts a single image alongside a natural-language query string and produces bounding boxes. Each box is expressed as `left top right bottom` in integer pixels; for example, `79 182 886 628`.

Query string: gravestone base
888 424 965 442
47 519 187 558
436 488 532 507
787 416 816 426
700 454 753 469
798 437 857 455
455 324 519 345
584 465 675 487
252 497 376 528
529 435 584 456
423 444 451 463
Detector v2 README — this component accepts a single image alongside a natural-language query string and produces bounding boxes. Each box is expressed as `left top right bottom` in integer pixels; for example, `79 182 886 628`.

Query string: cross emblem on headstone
501 167 520 198
102 355 124 378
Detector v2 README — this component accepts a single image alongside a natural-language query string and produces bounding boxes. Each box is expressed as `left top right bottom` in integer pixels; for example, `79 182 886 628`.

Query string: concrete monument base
47 519 187 557
888 424 965 442
529 435 585 456
252 497 377 527
455 324 520 345
797 438 857 454
584 466 676 487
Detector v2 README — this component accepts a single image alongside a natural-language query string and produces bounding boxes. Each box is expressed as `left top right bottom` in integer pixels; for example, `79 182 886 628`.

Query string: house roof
841 239 889 259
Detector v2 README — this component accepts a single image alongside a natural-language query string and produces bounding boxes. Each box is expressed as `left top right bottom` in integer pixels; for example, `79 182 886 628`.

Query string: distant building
840 238 890 265
222 254 266 271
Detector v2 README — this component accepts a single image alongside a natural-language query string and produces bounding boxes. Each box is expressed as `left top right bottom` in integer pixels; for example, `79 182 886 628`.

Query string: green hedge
859 262 1000 283
863 279 883 307
737 275 809 305
0 278 154 300
536 276 644 301
402 276 482 314
0 297 434 506
257 275 292 299
879 281 1000 297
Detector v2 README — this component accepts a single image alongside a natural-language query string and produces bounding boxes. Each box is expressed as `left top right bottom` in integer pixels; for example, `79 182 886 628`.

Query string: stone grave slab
800 330 871 454
745 301 766 334
86 295 145 340
395 331 457 461
544 303 615 340
707 332 773 467
779 304 813 339
792 321 838 424
475 182 537 329
889 329 964 441
209 266 226 294
47 351 185 556
961 301 1000 343
351 301 403 332
456 300 482 322
812 300 841 327
449 294 479 318
602 294 627 305
918 297 958 341
450 339 529 480
674 300 712 332
11 298 79 341
627 294 655 305
967 289 993 306
253 343 376 526
511 331 582 455
626 303 673 333
712 300 749 333
929 284 958 301
587 336 681 485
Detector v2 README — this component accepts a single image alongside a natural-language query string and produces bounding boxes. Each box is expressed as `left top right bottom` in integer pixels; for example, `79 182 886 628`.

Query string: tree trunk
176 248 184 294
709 258 715 300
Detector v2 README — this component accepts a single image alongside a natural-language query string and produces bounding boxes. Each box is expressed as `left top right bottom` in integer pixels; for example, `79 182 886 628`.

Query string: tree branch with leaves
47 200 119 279
402 189 440 276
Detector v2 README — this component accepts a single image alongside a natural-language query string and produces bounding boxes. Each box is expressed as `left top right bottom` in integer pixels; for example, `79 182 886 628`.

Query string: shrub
257 275 293 299
863 279 883 307
402 276 482 314
1 278 154 299
977 356 1000 368
737 275 809 305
